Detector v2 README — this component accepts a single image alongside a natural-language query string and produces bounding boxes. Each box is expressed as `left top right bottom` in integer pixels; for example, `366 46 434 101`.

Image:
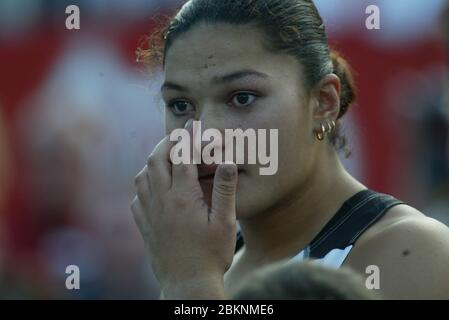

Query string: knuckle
172 193 190 208
130 196 138 211
215 182 235 196
134 171 145 187
147 155 157 168
147 155 156 168
137 185 147 197
224 219 237 232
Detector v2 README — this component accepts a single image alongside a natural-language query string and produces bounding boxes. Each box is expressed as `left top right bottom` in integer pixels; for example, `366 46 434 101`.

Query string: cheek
264 98 310 155
164 113 186 135
235 94 313 216
256 102 312 181
163 111 172 134
276 113 313 183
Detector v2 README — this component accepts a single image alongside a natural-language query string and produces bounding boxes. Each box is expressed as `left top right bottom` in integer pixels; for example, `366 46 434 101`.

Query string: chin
235 195 263 221
235 186 283 221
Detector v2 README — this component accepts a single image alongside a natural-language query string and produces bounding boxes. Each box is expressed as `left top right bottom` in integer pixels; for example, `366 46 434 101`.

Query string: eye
229 92 257 108
168 100 195 115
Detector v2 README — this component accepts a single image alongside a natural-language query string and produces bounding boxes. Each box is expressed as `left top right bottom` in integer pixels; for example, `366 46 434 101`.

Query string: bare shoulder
344 204 449 299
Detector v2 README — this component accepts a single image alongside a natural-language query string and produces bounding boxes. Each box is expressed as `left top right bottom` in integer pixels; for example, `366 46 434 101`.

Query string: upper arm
344 207 449 299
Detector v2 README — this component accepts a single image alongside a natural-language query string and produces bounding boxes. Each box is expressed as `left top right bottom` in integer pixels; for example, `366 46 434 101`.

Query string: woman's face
162 23 319 219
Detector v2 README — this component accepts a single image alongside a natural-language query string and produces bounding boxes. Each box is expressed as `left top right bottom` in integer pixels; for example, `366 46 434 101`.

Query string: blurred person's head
139 0 356 219
230 260 379 300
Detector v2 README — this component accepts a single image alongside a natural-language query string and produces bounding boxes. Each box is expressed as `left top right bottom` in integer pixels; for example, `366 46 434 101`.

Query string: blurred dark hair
137 0 357 154
230 260 380 300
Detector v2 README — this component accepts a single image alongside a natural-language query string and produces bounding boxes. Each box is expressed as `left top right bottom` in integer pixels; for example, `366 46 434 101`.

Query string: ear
311 74 341 123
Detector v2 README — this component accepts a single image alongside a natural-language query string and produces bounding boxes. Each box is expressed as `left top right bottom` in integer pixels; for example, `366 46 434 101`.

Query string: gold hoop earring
315 123 326 141
326 120 336 133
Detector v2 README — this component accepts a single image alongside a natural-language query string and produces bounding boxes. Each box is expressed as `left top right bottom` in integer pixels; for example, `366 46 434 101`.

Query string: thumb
211 162 238 220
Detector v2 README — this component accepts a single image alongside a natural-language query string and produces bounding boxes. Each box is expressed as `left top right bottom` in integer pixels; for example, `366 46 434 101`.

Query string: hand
131 135 239 299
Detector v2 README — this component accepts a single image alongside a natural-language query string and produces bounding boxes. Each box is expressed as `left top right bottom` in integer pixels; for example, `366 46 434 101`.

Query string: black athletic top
235 189 405 268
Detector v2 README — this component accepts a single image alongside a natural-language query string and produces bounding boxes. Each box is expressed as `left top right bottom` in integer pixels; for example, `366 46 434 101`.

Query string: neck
238 150 366 263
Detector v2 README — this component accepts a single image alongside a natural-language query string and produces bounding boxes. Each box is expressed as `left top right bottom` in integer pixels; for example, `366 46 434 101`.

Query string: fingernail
220 163 237 180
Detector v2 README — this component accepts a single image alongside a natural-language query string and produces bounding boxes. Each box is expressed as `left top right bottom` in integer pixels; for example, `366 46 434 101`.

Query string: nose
183 110 226 161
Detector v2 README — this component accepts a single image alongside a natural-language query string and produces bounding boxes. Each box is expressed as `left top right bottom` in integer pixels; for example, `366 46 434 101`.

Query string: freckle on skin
402 250 410 256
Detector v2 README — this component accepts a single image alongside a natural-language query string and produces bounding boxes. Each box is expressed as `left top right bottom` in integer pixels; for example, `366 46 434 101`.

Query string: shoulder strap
235 189 405 256
308 189 404 259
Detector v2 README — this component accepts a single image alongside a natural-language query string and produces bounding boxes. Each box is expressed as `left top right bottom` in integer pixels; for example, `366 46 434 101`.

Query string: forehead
164 23 302 84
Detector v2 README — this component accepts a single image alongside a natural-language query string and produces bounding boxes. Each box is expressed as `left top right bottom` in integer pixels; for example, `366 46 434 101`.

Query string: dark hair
137 0 357 154
230 260 380 300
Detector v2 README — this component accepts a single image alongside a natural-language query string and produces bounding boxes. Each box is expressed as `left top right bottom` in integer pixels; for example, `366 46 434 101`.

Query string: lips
197 164 242 180
198 164 219 180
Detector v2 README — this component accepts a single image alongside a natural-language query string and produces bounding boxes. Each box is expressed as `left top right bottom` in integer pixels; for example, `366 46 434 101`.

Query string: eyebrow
160 69 269 92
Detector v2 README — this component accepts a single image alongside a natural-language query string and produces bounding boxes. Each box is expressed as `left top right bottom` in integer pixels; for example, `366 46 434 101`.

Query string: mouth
198 164 243 181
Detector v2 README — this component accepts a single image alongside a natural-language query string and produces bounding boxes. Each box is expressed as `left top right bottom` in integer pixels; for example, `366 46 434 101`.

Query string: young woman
131 0 449 299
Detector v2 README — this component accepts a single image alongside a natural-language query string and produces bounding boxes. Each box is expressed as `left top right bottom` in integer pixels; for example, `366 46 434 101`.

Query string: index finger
147 135 176 193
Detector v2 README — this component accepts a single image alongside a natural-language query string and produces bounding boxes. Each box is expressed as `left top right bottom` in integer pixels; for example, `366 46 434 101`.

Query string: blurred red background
0 0 448 298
